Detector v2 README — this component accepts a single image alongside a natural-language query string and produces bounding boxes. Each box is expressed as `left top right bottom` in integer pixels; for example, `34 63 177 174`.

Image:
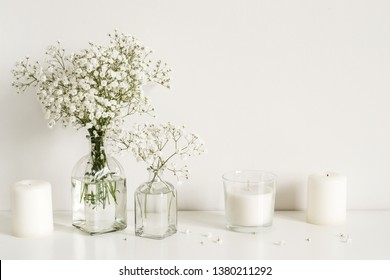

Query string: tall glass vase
71 131 127 235
135 169 177 239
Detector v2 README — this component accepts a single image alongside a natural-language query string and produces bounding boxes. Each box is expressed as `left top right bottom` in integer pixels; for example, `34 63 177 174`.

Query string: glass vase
71 132 127 235
135 169 177 239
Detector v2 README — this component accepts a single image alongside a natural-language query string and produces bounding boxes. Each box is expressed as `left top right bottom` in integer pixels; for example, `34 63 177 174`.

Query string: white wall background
1 0 390 211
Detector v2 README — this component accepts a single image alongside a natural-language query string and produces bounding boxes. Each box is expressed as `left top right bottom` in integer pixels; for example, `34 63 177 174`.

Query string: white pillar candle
225 185 273 227
11 180 53 238
307 172 347 225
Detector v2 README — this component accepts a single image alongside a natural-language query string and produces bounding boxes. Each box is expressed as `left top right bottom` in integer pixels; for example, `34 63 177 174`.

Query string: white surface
0 211 389 260
1 0 390 211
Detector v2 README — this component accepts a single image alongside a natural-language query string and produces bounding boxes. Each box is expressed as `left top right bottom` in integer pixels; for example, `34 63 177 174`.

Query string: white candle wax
11 180 53 238
307 172 347 225
225 185 274 227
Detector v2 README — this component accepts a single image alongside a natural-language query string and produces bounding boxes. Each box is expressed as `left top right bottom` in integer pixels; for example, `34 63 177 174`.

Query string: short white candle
11 180 54 238
225 184 273 227
223 170 276 232
307 172 347 225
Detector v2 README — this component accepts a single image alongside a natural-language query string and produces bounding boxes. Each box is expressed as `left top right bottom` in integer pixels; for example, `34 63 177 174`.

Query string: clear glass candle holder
222 170 277 233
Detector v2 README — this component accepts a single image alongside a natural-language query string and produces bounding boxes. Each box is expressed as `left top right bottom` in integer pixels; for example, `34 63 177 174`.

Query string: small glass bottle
135 169 177 239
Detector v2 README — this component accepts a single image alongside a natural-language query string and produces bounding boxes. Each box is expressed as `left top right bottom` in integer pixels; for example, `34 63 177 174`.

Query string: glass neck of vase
87 130 108 177
87 129 106 153
148 169 164 183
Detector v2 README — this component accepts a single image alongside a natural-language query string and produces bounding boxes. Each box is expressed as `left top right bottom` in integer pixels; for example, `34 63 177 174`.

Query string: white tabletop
0 211 389 260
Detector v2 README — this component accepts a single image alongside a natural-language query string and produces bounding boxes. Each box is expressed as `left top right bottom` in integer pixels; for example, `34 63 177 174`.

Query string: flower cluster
114 122 205 183
12 30 171 135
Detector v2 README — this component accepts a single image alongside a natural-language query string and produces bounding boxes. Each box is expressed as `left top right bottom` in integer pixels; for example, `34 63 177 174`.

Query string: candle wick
326 174 329 177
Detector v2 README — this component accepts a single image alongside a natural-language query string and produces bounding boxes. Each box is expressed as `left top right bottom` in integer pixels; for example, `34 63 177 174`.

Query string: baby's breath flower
112 122 205 184
11 29 171 134
48 119 56 128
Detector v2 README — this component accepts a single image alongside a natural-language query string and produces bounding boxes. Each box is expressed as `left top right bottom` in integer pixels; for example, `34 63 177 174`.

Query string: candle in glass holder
225 184 273 226
11 180 53 238
223 170 276 233
307 172 347 225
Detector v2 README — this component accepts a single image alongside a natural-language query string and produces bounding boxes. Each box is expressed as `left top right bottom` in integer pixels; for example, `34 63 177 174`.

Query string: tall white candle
307 172 347 225
225 185 273 227
11 180 53 238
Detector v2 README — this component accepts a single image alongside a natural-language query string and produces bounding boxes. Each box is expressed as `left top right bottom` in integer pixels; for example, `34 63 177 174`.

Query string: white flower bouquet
113 122 205 239
12 29 170 134
11 31 171 233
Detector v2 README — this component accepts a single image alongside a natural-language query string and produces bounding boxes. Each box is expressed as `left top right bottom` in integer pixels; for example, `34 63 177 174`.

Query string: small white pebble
340 235 352 243
205 232 213 238
215 237 223 244
306 238 311 242
337 233 352 243
273 240 286 246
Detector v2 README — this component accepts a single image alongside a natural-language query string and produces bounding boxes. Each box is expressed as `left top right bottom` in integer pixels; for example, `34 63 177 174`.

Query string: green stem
81 128 118 208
